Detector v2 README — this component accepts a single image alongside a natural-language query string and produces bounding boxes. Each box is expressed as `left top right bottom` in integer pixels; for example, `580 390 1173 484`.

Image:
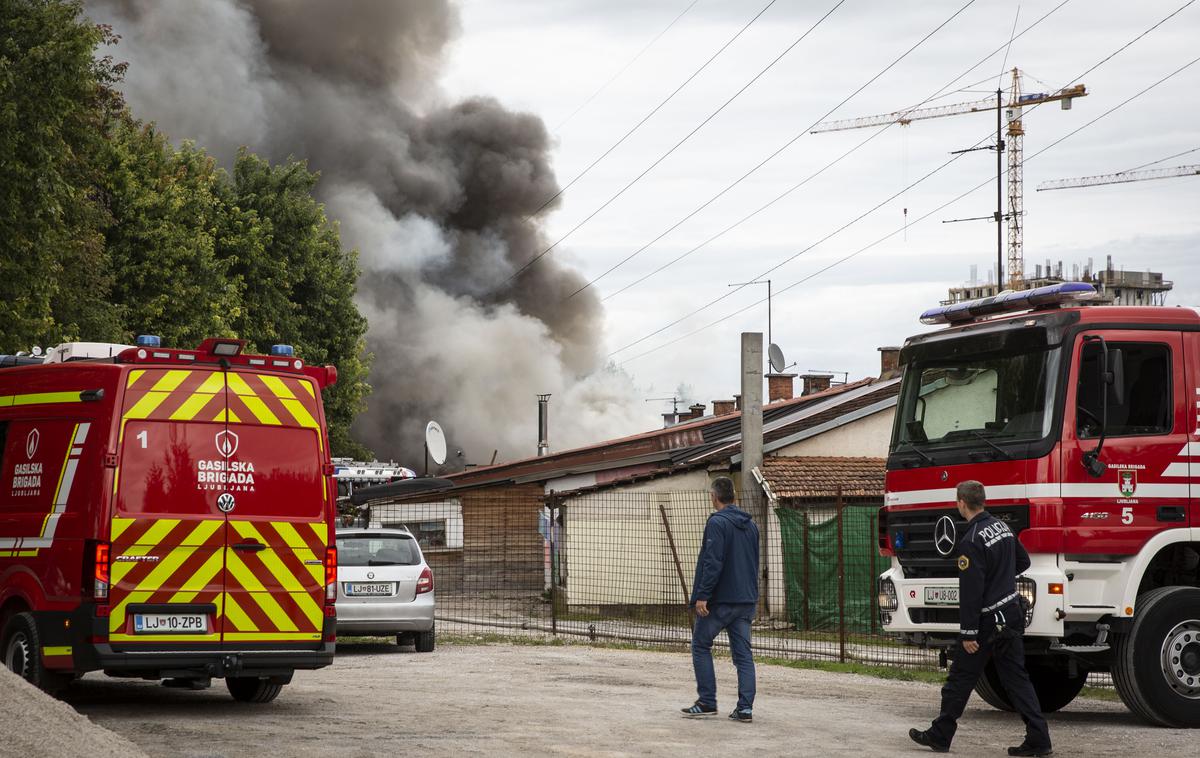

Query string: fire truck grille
887 505 1030 579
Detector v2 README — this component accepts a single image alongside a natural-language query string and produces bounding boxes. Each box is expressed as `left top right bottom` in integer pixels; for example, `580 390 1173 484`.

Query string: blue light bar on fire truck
919 282 1097 325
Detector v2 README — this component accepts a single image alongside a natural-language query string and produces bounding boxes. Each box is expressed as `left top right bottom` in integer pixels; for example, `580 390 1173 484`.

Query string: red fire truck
0 336 339 702
878 283 1200 727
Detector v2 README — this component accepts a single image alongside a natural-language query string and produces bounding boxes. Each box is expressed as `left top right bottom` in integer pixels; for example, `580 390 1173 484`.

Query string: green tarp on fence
776 506 880 634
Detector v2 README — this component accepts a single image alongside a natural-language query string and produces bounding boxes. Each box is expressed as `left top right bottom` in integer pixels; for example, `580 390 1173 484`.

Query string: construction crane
812 69 1086 290
1037 164 1200 191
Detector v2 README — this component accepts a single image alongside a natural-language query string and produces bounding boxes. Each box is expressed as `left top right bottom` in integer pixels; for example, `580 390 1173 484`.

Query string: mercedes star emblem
934 515 957 557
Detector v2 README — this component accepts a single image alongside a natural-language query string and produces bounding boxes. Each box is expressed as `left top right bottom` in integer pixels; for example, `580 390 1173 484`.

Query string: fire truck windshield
892 329 1062 459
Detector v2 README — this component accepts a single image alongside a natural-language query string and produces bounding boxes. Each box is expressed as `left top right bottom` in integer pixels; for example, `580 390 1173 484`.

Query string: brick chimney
687 403 706 420
765 373 796 403
800 373 833 396
878 346 901 379
712 399 736 416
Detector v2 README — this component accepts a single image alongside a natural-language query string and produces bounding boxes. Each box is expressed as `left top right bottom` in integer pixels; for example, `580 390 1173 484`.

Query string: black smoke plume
88 0 649 465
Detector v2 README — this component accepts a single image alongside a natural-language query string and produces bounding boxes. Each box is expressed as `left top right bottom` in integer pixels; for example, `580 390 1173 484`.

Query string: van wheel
974 657 1087 713
1113 586 1200 727
3 613 71 696
416 625 435 653
226 676 284 703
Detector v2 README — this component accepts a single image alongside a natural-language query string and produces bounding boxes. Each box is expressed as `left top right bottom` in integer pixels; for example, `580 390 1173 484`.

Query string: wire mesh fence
358 488 938 670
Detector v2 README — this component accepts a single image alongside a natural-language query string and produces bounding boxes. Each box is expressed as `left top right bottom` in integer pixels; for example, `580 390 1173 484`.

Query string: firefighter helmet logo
25 429 39 459
934 515 957 557
216 492 236 513
1118 469 1137 498
215 430 239 458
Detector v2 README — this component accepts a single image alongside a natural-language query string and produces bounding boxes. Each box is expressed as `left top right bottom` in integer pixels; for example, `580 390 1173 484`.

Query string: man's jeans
691 602 756 711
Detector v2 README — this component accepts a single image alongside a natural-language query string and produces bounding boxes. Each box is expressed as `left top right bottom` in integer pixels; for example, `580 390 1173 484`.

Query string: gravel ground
0 667 148 758
66 642 1194 757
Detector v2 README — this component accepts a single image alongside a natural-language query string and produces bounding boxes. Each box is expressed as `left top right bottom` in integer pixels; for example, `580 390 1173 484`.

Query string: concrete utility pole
739 332 767 614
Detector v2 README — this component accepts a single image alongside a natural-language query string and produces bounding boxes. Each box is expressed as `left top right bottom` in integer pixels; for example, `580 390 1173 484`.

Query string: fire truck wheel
1114 586 1200 727
416 624 436 653
226 676 284 703
2 613 71 696
974 658 1088 713
974 661 1015 711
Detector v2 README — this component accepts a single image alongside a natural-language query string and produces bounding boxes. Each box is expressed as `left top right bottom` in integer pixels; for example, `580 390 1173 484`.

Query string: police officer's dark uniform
910 509 1052 756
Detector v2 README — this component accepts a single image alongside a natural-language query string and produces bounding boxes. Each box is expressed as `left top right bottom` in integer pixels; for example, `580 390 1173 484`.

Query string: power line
619 51 1200 367
610 2 1197 364
598 0 1073 304
506 0 846 283
554 0 701 133
534 0 775 220
563 0 980 300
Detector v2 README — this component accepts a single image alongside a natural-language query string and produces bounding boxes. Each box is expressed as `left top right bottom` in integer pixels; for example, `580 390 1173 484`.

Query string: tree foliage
0 0 372 456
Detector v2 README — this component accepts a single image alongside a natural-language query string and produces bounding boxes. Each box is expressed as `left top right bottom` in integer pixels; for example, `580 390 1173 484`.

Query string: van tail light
90 541 111 602
416 566 434 595
325 546 337 603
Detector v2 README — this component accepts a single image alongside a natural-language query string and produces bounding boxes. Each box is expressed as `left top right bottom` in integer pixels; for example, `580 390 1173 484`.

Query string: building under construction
945 255 1173 306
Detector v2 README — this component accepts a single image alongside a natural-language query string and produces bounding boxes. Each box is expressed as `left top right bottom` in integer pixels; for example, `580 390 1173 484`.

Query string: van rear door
219 370 329 645
111 369 229 645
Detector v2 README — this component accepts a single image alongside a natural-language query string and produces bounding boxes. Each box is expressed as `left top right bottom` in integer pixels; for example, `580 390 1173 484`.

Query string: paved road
68 642 1192 757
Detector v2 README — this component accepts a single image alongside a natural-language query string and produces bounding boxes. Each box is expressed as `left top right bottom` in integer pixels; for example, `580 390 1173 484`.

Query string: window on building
395 520 447 549
1077 342 1172 438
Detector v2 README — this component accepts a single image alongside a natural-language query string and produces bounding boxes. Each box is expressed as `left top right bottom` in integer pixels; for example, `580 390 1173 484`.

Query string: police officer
909 480 1052 756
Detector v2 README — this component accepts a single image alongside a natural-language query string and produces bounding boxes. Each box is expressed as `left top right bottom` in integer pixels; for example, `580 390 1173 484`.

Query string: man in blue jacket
681 475 760 723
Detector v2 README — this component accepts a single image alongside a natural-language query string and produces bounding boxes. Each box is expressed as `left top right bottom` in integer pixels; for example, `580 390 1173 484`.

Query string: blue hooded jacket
690 504 760 605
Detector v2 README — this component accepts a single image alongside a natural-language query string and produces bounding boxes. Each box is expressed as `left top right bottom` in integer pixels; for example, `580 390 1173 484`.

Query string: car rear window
337 535 421 566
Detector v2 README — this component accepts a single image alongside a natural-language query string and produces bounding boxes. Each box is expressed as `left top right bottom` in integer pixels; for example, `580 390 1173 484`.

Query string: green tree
97 121 242 346
220 151 372 458
0 0 122 350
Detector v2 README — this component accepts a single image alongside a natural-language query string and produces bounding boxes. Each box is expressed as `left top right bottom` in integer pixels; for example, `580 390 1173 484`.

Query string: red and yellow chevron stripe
109 517 328 644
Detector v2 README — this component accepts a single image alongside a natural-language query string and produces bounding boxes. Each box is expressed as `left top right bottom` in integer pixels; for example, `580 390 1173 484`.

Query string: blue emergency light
270 344 295 357
136 334 162 348
919 282 1097 325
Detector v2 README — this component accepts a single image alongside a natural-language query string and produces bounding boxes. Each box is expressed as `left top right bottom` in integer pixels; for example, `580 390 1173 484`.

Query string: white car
335 528 436 651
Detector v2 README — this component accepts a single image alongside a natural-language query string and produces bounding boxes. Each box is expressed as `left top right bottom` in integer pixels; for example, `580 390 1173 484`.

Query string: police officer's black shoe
1007 744 1052 757
908 728 950 753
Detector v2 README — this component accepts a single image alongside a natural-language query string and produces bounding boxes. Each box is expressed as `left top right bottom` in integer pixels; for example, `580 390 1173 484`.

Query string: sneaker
681 701 718 718
908 728 950 753
1008 744 1053 757
728 709 753 723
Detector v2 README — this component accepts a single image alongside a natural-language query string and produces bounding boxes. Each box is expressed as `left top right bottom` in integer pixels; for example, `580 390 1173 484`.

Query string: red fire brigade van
0 336 339 702
878 283 1200 727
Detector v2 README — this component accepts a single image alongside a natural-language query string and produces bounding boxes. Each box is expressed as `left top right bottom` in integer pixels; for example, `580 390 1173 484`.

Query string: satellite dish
425 421 448 466
768 343 786 373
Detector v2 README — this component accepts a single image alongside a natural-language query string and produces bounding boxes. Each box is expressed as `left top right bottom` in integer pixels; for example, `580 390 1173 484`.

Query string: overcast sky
439 0 1199 412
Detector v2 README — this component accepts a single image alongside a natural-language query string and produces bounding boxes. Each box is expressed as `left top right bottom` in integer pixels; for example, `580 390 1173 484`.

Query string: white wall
774 409 895 458
562 469 712 606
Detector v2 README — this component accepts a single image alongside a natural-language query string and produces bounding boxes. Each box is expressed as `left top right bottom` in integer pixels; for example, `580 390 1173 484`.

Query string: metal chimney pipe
537 394 551 457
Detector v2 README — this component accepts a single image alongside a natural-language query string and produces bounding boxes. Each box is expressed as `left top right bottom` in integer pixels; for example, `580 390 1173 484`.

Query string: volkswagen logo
216 492 237 513
934 515 957 557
